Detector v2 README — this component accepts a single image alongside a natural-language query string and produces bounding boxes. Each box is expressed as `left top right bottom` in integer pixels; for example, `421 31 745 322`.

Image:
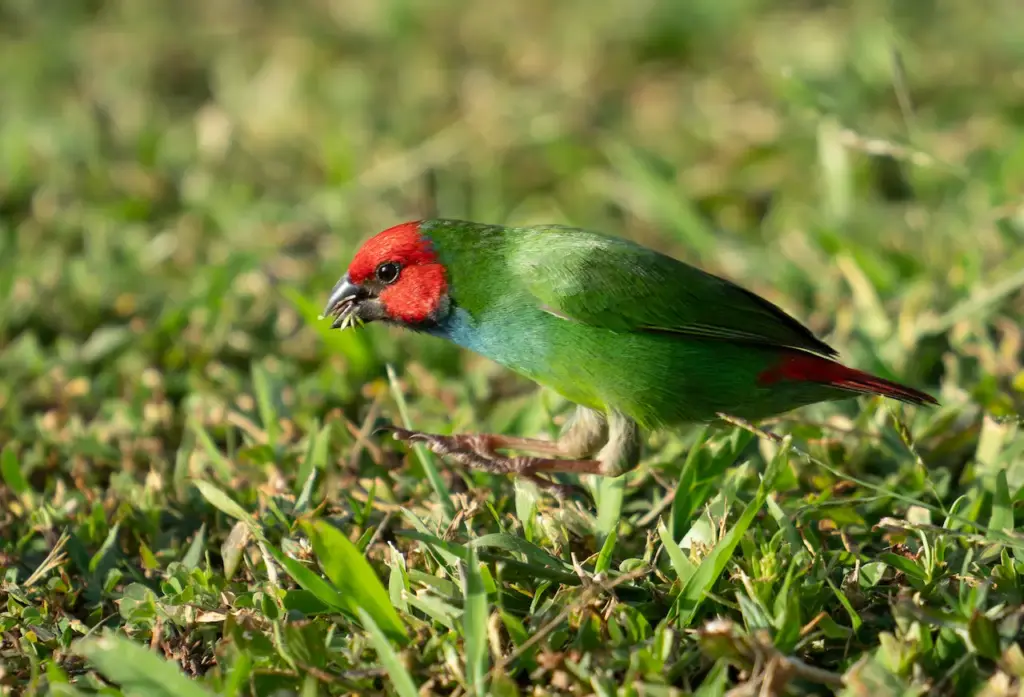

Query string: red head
322 221 450 329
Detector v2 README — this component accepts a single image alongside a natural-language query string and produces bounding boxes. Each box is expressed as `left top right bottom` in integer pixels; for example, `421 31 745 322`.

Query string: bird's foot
377 425 518 474
375 425 571 458
376 424 600 500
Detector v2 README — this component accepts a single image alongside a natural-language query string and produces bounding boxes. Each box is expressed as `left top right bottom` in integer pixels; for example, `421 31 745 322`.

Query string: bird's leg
498 405 608 457
377 406 605 460
593 411 642 477
376 407 609 495
509 411 640 497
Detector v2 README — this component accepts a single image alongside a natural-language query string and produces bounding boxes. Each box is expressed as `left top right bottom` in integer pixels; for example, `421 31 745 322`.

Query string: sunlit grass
1 1 1023 695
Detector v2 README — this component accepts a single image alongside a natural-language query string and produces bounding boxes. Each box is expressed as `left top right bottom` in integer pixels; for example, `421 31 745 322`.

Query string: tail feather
758 352 938 406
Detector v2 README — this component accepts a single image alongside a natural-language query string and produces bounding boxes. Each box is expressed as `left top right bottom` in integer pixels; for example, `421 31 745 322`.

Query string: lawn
2 0 1024 695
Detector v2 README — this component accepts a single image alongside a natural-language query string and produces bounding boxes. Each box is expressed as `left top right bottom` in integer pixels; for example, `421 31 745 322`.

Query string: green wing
508 226 837 357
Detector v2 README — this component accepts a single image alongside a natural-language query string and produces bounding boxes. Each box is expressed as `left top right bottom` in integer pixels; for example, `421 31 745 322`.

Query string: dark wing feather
509 226 837 357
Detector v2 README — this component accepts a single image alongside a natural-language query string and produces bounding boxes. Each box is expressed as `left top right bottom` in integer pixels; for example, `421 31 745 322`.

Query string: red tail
757 352 938 406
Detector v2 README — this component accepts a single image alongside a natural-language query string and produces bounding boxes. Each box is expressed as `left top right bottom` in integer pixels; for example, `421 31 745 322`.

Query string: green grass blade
357 609 420 697
399 529 581 585
693 659 730 697
193 480 258 531
295 420 330 504
602 140 717 257
658 520 696 585
989 470 1013 533
670 427 710 540
675 438 788 625
181 523 206 570
302 519 408 643
386 363 455 520
190 420 234 482
75 634 215 697
765 494 803 552
1 443 30 497
265 541 346 611
251 362 280 449
469 533 572 572
594 474 625 543
462 548 489 695
388 545 410 613
399 507 461 573
594 520 619 575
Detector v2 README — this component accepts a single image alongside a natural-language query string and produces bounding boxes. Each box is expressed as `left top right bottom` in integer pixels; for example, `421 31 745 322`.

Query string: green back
422 219 834 357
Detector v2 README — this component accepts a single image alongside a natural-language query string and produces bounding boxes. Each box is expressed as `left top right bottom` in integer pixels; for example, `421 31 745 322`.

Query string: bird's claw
373 422 595 506
374 424 419 442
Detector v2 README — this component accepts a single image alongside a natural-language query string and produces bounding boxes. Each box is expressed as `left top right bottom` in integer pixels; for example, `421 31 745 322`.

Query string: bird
322 219 937 494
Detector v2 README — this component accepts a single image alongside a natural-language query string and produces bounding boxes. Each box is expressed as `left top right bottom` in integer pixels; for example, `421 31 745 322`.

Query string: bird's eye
375 262 401 285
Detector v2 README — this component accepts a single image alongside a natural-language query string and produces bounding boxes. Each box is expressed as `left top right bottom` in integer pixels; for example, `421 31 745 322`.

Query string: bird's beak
322 274 369 330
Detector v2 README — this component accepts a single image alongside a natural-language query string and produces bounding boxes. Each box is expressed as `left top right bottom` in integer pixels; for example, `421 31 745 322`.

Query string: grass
2 0 1024 695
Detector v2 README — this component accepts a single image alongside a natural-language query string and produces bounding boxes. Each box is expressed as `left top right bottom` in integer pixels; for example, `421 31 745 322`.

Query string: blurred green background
2 0 1024 695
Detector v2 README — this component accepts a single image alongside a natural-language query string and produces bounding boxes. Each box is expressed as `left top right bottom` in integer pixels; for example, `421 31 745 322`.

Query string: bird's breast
426 304 549 370
423 302 609 411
